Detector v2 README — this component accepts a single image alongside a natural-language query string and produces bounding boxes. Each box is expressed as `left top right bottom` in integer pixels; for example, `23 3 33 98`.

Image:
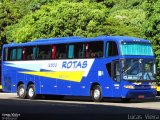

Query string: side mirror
153 63 156 75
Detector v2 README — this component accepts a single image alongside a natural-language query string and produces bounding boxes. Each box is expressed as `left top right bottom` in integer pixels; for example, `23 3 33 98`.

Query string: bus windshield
120 42 154 56
122 59 156 81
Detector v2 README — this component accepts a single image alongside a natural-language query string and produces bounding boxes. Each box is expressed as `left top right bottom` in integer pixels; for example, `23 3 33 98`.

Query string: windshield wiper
146 72 152 80
124 61 138 73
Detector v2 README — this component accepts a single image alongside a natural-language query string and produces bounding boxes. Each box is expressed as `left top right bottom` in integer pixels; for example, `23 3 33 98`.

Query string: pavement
0 93 160 120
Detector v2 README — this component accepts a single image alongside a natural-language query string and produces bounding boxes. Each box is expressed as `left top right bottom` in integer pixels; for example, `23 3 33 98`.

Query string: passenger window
25 46 37 60
7 47 23 61
74 43 85 58
3 48 8 61
10 48 16 60
85 41 103 58
55 44 67 59
51 46 56 59
23 48 26 60
68 45 74 59
37 45 52 60
106 41 118 57
17 48 22 60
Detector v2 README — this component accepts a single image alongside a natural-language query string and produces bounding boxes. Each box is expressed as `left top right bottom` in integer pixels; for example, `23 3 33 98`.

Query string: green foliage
107 9 146 37
6 1 108 42
0 0 51 44
143 0 160 81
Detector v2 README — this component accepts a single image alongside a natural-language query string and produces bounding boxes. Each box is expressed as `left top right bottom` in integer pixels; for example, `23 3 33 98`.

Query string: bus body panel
1 36 157 100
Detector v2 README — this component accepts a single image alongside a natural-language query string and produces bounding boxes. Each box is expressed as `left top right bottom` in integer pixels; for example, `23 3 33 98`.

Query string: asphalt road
0 93 160 120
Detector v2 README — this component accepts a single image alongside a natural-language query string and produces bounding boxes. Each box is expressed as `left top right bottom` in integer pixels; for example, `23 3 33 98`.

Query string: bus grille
135 85 150 90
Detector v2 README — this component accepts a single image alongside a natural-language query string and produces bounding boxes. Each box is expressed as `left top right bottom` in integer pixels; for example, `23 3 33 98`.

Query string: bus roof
3 36 151 47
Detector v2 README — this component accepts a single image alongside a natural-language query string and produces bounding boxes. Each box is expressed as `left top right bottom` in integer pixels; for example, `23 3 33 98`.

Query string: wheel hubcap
19 88 25 96
93 89 100 99
28 88 34 97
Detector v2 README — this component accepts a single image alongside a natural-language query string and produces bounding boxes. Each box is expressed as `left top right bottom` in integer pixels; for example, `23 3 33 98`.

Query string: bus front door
111 60 122 97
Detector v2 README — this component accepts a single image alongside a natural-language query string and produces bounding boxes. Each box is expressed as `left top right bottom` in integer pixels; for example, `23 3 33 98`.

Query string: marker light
124 85 135 89
151 85 157 89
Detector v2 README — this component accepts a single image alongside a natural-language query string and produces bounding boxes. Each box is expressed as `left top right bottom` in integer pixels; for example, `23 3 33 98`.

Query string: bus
1 36 157 102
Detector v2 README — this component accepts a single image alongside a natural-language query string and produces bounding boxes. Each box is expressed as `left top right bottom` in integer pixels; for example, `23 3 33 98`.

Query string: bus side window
17 48 22 60
33 47 38 60
23 48 27 60
7 48 11 61
74 43 85 58
68 45 74 59
56 44 67 59
86 41 103 58
52 46 56 59
3 48 8 61
11 48 16 60
37 45 52 60
6 47 23 61
26 46 36 60
85 43 90 58
106 41 118 57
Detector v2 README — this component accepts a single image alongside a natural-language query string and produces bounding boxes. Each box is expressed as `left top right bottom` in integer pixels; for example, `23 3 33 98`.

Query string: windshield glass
122 59 156 81
121 42 154 56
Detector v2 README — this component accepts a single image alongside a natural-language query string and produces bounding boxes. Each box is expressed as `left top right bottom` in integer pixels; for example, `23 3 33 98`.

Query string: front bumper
124 90 157 99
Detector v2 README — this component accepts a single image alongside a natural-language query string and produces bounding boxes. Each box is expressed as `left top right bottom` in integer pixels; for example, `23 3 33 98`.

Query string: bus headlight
151 85 156 89
124 85 135 89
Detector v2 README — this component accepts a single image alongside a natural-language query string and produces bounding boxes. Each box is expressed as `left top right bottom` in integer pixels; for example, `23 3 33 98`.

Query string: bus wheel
27 84 37 99
17 84 27 99
91 85 102 102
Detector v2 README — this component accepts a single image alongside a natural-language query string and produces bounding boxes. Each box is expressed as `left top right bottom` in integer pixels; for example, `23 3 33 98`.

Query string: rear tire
17 84 27 99
27 84 37 99
91 85 103 102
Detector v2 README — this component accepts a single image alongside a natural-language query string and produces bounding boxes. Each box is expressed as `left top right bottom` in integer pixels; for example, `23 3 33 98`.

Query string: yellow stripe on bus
20 71 84 82
0 85 2 89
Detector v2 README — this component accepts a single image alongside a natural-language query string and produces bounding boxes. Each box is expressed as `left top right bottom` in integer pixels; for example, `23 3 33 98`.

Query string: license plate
138 95 144 99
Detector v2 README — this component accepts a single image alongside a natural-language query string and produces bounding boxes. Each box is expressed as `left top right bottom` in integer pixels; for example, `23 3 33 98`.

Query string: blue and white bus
1 36 157 102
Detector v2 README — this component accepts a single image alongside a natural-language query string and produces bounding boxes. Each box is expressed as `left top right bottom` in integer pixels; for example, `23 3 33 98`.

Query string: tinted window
68 41 103 59
55 44 67 59
70 42 85 59
5 47 23 61
25 46 37 60
37 45 52 60
85 41 103 58
3 41 104 61
3 48 8 61
106 41 118 57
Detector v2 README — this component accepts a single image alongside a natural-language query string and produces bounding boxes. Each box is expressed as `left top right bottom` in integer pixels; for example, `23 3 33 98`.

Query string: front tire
27 84 37 99
91 85 103 102
17 84 27 99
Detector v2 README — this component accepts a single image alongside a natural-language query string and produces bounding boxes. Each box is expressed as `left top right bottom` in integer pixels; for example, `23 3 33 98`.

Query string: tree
0 0 52 45
143 0 160 83
6 1 108 42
